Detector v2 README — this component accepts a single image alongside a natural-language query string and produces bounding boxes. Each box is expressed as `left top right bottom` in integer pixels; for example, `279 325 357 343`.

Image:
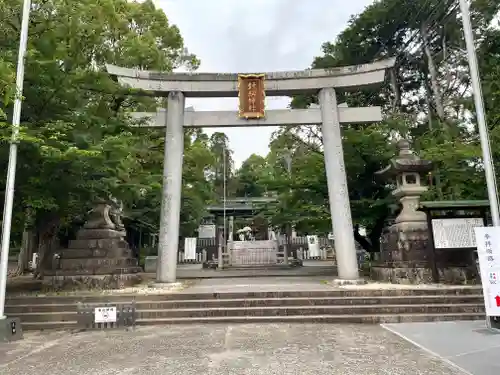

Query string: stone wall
372 225 479 284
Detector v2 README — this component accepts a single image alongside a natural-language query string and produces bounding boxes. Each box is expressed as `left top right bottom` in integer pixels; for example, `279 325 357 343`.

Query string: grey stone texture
45 203 141 279
0 317 23 342
0 324 464 375
383 320 500 375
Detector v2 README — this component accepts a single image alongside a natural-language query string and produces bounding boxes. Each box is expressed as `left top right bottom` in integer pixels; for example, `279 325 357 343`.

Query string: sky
156 0 374 167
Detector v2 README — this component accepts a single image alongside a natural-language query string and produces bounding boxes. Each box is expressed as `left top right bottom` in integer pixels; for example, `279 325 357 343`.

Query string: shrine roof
206 197 276 217
418 200 490 211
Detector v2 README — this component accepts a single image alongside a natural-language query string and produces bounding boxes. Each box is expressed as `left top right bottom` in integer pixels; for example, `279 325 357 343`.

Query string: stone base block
61 248 133 259
68 237 129 249
144 256 158 273
59 257 138 271
44 273 143 291
44 266 142 276
0 317 23 342
76 229 126 239
371 265 479 285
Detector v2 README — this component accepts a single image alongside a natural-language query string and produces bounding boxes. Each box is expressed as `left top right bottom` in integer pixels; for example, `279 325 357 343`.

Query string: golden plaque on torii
238 74 265 119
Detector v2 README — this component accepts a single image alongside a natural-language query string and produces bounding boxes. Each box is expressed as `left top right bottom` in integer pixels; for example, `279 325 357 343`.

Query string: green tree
234 154 270 197
280 0 499 252
0 0 206 275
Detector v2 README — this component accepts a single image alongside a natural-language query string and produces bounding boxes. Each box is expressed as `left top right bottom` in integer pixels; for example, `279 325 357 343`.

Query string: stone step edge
5 294 486 308
6 288 484 302
10 303 485 317
136 312 485 322
116 303 486 314
18 313 486 330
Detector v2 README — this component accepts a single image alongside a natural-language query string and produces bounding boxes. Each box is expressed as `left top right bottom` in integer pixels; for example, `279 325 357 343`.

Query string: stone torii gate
106 58 395 283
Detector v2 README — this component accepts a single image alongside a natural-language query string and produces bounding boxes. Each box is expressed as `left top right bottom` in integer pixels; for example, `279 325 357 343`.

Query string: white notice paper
474 227 500 317
307 235 320 257
432 218 484 248
184 237 197 260
94 307 117 323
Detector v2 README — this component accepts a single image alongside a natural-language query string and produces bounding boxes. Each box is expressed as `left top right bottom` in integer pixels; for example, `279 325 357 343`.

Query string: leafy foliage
2 0 500 268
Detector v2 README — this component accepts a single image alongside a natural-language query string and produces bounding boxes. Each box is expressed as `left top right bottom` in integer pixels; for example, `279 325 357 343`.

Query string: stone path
178 276 333 293
0 324 464 374
383 320 500 375
178 276 480 294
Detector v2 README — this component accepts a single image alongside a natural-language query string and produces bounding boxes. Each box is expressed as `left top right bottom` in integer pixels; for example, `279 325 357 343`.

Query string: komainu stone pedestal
45 202 141 290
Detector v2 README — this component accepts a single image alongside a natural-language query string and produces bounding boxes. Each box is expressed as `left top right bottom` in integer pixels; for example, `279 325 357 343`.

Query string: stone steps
135 312 484 325
5 287 484 304
4 295 483 312
17 313 484 331
5 288 486 330
9 303 484 323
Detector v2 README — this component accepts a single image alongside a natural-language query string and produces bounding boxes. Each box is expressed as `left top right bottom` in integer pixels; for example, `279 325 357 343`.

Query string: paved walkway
175 261 337 279
179 276 333 293
382 320 500 375
0 324 463 374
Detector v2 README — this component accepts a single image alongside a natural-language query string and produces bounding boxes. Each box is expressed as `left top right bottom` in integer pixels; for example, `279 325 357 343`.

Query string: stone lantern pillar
371 139 434 283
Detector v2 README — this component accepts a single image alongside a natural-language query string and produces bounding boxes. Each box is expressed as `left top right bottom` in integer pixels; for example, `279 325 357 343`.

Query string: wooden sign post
238 74 265 119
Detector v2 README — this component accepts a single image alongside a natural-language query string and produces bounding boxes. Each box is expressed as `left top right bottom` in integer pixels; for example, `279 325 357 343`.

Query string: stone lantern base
371 223 479 285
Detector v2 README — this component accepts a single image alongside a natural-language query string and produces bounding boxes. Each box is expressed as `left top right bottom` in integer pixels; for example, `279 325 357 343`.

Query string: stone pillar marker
319 88 359 281
157 91 185 283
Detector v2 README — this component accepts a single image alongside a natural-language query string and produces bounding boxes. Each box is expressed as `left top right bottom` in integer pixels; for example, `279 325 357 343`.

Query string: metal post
222 146 227 261
319 87 359 281
0 0 32 319
282 149 293 265
459 0 500 331
157 92 185 283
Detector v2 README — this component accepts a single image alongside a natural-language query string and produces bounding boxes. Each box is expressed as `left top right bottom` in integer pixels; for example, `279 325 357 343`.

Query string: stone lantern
371 139 434 284
377 139 433 226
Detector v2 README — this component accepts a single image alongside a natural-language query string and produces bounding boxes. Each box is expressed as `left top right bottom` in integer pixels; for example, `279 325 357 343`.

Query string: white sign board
474 227 500 317
229 240 277 266
198 224 216 238
184 237 197 260
432 218 484 249
307 235 320 257
94 306 117 323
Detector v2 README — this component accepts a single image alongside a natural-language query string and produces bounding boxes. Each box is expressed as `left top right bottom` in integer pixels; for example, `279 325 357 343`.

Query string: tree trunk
353 212 388 255
421 24 447 129
33 217 60 280
389 67 401 111
14 208 36 276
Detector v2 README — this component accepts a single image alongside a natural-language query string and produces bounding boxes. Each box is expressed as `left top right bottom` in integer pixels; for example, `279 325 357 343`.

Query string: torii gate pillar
319 88 359 280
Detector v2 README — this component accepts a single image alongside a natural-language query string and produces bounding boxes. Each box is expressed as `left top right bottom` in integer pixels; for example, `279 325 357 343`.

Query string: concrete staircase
5 287 485 331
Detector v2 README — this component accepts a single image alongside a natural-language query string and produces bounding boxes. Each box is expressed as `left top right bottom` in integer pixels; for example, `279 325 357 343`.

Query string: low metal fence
76 301 137 331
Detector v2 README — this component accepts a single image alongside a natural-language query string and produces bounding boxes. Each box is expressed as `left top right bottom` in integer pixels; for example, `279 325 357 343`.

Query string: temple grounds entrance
106 58 395 283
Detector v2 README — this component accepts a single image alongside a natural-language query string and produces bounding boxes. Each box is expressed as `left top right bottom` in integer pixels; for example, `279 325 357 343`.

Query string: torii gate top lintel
105 57 396 98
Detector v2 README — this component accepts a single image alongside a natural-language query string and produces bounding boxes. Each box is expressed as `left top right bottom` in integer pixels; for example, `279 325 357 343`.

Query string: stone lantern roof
376 139 433 178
